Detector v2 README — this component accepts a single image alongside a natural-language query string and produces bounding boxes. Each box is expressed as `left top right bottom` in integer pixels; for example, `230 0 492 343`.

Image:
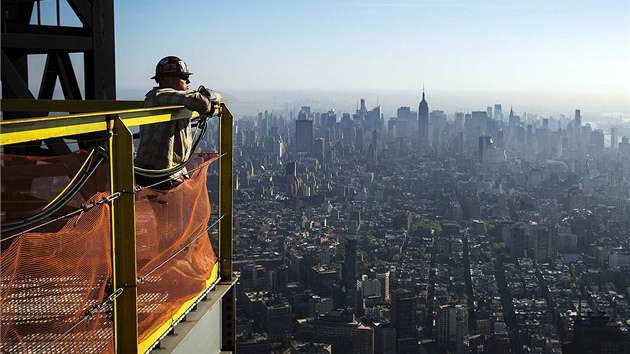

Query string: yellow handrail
0 99 234 353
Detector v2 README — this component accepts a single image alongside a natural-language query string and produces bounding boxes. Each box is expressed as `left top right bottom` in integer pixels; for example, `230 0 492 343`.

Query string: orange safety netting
1 151 219 353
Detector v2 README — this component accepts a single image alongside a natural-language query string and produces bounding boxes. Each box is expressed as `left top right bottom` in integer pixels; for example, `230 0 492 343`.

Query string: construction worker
135 56 221 189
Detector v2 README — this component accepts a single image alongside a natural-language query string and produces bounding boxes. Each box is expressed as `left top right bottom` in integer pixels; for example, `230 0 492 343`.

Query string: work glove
198 85 222 116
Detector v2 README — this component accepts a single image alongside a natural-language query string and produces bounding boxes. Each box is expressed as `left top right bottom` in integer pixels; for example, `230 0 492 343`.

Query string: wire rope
137 214 224 284
1 147 109 234
33 286 125 354
1 192 123 242
42 147 97 210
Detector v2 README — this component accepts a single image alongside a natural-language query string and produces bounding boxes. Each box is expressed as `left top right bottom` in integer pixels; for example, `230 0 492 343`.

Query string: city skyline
112 1 629 120
4 1 630 352
227 78 630 352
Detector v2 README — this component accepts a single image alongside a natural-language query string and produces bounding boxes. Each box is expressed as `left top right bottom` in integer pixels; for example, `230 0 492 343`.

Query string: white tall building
376 271 391 300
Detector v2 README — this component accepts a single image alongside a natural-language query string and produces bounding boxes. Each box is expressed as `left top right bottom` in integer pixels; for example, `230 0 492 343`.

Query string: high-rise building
454 112 464 134
390 288 419 354
297 309 374 354
397 106 412 120
296 118 314 153
619 136 630 156
590 129 605 151
359 277 381 299
575 109 581 127
355 128 364 151
262 297 293 342
240 264 269 291
567 186 588 211
376 271 391 301
396 106 416 138
436 305 469 352
314 137 326 165
611 127 618 150
308 295 334 318
418 90 429 149
373 323 396 354
563 313 630 353
342 235 358 310
478 135 493 163
508 106 516 127
270 264 289 295
359 98 367 115
286 161 297 178
494 104 503 120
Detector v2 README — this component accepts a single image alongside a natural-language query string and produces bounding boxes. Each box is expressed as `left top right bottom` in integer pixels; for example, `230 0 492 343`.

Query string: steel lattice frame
1 0 115 154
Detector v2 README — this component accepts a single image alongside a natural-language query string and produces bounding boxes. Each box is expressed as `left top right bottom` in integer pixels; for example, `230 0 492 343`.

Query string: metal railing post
218 104 233 282
218 105 236 352
108 114 139 353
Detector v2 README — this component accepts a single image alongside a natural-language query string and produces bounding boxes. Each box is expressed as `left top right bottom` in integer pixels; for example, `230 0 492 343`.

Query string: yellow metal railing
0 99 234 353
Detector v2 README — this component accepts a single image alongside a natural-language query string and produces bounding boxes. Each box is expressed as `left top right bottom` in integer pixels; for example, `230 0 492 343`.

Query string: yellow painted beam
218 104 233 282
137 264 220 353
108 115 139 353
1 100 232 352
218 104 236 352
0 106 192 145
1 98 144 112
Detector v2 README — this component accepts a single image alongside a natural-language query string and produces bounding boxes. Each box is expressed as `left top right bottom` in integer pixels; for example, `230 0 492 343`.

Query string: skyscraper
563 313 630 353
436 305 469 352
355 128 364 151
418 89 429 149
619 136 630 156
575 109 581 127
295 118 313 153
494 104 503 120
397 106 413 138
478 135 493 163
342 235 358 311
390 288 419 354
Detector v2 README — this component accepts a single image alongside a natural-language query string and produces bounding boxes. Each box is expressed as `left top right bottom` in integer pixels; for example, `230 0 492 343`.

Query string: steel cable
33 286 125 354
1 147 109 234
133 152 225 193
137 214 225 284
0 192 123 242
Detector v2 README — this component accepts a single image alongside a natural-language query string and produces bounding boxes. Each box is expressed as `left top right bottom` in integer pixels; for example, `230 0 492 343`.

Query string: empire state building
418 89 429 149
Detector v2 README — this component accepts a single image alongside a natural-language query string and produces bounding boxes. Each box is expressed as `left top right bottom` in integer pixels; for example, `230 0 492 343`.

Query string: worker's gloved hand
198 85 222 116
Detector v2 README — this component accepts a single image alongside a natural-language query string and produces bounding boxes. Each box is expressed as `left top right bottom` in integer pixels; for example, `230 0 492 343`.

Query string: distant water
117 87 629 123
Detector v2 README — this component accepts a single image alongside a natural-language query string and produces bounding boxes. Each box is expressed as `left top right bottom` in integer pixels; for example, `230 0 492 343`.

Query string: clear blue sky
115 1 628 92
113 1 629 118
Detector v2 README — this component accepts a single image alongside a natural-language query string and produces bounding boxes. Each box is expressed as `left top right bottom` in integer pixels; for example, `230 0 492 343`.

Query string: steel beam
108 114 139 354
218 104 233 282
0 102 189 145
1 33 92 51
86 0 116 100
218 104 235 352
0 98 144 113
1 51 34 100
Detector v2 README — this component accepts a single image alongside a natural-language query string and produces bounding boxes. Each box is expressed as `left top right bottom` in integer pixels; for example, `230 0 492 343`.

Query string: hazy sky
113 1 629 117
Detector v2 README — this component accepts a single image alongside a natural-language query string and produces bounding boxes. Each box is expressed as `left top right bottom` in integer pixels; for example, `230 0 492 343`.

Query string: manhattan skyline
112 1 629 120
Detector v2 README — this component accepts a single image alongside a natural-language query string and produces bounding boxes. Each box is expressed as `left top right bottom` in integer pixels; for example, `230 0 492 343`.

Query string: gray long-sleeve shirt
135 87 211 179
